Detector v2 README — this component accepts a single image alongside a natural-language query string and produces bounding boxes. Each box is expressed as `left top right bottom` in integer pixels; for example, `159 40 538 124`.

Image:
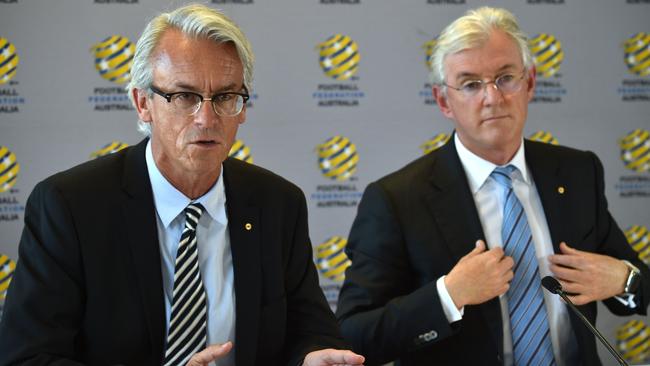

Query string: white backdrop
1 1 649 364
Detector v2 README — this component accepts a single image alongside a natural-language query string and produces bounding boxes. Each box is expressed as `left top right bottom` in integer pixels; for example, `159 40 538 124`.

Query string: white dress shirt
146 141 236 366
436 134 578 366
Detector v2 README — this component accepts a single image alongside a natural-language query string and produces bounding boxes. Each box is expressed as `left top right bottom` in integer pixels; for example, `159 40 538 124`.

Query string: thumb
559 241 577 254
463 240 486 259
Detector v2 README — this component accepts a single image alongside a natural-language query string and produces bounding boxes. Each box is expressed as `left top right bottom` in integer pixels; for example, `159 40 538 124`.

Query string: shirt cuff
614 293 637 309
436 275 464 323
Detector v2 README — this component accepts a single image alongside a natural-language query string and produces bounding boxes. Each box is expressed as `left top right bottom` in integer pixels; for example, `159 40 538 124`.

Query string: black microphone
541 276 629 366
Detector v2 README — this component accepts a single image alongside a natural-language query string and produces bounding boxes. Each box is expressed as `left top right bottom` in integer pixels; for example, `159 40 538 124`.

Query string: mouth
482 115 508 123
190 139 219 148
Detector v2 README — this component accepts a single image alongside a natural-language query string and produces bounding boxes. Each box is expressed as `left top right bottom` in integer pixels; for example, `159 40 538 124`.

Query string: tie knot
184 202 204 231
491 165 517 189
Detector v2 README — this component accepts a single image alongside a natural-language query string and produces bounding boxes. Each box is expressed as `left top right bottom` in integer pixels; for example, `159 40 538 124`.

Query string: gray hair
126 3 254 135
430 7 532 88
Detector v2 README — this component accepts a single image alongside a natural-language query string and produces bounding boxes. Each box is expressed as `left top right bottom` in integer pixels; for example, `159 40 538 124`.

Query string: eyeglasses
443 70 527 98
150 85 250 117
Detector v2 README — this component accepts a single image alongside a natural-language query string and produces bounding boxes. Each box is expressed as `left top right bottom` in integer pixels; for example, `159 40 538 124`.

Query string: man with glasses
336 7 648 366
0 4 364 366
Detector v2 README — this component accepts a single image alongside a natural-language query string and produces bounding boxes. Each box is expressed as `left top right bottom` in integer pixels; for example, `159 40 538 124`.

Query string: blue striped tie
492 166 556 366
163 202 207 366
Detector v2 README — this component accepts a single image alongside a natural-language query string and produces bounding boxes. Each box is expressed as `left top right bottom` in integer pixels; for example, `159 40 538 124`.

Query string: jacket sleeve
335 182 458 365
283 188 348 366
0 180 87 366
588 152 650 315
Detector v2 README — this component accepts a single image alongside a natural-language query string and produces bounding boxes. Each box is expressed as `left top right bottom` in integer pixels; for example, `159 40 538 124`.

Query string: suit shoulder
375 151 437 192
526 139 599 165
224 157 303 197
39 147 129 192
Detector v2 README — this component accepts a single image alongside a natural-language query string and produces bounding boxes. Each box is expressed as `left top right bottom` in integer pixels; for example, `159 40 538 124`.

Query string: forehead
151 29 244 87
444 30 523 80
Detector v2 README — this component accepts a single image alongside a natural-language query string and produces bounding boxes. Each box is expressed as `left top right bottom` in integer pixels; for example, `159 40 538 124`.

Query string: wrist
622 260 641 295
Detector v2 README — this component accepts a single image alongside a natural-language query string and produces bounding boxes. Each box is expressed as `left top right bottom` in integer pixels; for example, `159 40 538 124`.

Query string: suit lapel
120 138 166 362
525 140 564 254
424 137 504 359
223 158 262 366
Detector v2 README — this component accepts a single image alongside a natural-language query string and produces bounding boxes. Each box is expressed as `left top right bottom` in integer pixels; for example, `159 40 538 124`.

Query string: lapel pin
244 223 252 231
557 186 565 194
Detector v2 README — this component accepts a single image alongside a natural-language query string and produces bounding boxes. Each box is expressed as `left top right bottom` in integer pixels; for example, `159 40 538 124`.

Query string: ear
237 105 246 125
432 85 454 119
132 88 153 123
525 66 537 102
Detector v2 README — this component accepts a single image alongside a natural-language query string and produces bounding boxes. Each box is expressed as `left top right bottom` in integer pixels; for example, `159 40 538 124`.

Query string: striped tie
492 166 556 366
163 202 207 366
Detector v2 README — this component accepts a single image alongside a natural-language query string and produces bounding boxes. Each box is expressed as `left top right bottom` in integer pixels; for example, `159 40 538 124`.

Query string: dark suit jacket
336 138 650 366
0 138 344 366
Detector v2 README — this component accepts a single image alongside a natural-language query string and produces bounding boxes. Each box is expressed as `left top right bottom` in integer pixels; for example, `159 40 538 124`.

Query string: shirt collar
454 133 529 194
145 140 227 228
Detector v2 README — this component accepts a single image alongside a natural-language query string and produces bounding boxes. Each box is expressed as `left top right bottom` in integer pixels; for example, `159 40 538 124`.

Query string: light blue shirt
436 134 579 366
145 141 236 366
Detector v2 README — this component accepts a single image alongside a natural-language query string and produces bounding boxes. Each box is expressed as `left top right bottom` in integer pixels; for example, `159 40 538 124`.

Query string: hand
548 242 629 305
445 240 514 309
302 348 365 366
185 342 233 366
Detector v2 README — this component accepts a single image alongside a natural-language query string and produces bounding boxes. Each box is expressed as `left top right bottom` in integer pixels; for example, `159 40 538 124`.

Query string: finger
567 294 590 306
500 255 514 271
548 253 583 269
550 263 582 282
317 349 365 365
187 342 232 366
558 280 584 295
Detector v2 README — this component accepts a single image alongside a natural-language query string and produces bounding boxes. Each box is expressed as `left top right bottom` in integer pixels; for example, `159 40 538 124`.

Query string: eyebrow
171 82 245 94
453 64 520 81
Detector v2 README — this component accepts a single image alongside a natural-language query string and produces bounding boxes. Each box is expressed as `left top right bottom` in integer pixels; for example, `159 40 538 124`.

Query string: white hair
430 7 533 89
126 3 254 135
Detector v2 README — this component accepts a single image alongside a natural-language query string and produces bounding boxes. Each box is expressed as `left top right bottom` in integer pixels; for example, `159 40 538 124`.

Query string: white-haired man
336 7 648 366
0 4 364 366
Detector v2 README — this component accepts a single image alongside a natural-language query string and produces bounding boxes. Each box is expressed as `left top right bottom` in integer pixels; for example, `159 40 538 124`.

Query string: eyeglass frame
441 69 529 98
149 85 250 117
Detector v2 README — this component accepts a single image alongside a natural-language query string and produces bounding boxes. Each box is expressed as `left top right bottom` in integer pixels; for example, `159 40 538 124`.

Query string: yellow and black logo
90 35 135 84
315 236 351 282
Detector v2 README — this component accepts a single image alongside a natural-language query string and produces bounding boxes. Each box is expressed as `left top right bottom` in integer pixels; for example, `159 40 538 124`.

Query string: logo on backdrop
529 33 566 103
528 130 559 145
228 139 253 164
316 236 351 282
88 35 135 112
419 37 438 106
420 133 450 155
212 0 253 4
0 37 24 113
616 129 650 197
316 236 352 309
319 0 360 4
312 34 365 107
311 136 363 208
616 319 650 363
90 141 129 159
526 0 564 4
618 33 650 102
94 0 138 3
426 0 465 4
0 146 24 222
0 254 16 317
625 225 650 266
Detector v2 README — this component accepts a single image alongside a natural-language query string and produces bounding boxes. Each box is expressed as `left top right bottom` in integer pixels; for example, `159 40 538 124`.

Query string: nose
482 82 503 105
194 100 220 127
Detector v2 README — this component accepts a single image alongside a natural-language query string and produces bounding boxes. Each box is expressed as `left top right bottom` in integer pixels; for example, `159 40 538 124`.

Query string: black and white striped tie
163 202 207 366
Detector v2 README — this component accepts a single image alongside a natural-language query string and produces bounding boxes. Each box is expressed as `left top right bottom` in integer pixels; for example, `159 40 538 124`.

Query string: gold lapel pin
244 223 252 231
557 186 565 194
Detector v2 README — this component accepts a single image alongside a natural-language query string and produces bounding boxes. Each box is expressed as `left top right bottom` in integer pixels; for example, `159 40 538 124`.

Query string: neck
161 168 220 200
